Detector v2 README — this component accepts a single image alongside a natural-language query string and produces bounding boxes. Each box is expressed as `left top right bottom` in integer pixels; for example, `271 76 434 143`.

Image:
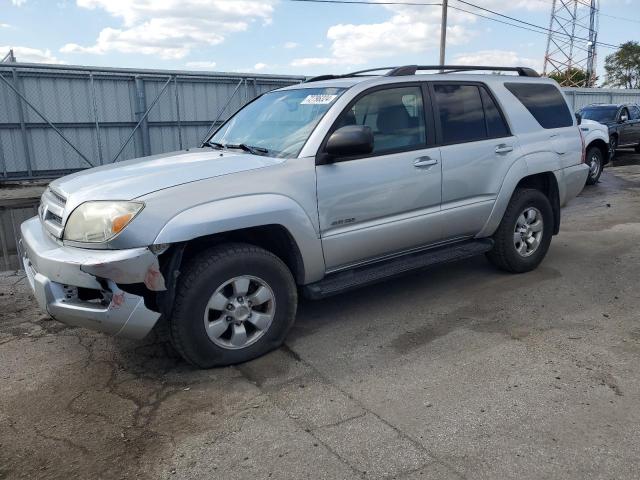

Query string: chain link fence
0 62 305 180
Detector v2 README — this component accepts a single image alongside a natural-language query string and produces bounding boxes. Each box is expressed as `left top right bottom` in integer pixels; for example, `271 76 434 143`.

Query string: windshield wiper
204 141 225 149
225 144 269 155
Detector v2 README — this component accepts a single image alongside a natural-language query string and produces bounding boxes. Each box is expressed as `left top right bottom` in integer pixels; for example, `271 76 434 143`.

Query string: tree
604 41 640 89
548 67 590 87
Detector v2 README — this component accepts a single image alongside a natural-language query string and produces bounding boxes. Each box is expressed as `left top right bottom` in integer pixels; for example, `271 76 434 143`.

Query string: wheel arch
153 194 326 285
477 160 561 238
179 225 306 285
586 138 609 164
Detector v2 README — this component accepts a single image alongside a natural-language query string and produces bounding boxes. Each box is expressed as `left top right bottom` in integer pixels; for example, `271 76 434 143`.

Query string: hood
581 119 609 132
50 148 283 203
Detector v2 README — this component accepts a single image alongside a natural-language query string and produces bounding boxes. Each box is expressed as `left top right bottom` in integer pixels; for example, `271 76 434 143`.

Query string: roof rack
304 65 539 83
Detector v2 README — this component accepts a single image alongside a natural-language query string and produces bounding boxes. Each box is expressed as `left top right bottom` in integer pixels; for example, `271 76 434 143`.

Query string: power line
599 11 640 24
288 0 441 5
285 0 621 50
531 0 640 26
452 0 618 49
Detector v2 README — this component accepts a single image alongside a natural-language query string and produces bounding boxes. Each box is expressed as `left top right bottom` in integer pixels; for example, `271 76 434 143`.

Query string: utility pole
439 0 448 67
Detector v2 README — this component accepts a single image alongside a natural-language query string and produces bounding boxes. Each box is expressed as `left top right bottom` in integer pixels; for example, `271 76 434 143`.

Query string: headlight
64 201 144 243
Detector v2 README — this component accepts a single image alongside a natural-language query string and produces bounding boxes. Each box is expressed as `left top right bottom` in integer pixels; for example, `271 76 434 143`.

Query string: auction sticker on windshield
301 94 338 105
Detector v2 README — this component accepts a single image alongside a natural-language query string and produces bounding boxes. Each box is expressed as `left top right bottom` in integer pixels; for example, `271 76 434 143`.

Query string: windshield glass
209 87 346 158
580 107 618 122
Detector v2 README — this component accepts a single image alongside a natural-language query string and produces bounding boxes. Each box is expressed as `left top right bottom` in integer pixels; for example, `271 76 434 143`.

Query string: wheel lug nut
237 296 243 303
226 316 232 321
227 304 234 310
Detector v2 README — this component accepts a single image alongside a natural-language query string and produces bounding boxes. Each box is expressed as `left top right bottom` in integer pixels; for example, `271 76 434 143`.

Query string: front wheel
486 188 553 273
609 136 618 161
169 243 297 368
585 146 604 185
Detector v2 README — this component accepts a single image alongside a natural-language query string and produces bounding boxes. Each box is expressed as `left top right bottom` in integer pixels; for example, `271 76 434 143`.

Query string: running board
304 239 494 299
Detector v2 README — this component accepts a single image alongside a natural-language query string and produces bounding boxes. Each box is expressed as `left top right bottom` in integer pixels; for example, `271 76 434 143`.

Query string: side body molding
154 194 326 284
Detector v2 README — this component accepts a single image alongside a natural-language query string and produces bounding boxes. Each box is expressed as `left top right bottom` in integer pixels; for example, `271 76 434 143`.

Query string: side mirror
575 112 582 125
321 125 374 163
619 114 629 123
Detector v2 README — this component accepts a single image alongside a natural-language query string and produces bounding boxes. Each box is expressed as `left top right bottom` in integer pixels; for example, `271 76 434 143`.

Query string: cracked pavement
1 153 640 480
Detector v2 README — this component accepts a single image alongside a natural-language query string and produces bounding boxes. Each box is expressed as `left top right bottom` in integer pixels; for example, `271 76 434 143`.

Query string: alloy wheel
588 153 601 179
513 207 544 257
203 275 276 350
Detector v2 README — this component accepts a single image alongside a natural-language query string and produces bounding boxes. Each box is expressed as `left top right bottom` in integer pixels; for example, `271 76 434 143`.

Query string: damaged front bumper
19 216 164 339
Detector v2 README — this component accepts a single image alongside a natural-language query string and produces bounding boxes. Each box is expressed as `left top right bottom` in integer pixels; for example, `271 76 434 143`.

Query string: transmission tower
543 0 600 87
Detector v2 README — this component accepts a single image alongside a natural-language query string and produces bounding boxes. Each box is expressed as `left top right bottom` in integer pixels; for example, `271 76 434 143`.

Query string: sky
0 0 638 80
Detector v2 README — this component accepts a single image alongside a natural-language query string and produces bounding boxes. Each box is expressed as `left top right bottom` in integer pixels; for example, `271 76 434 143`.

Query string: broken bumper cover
19 216 163 339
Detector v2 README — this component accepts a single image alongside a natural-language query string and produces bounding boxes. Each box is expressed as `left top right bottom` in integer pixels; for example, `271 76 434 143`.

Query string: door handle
495 144 514 154
413 156 438 168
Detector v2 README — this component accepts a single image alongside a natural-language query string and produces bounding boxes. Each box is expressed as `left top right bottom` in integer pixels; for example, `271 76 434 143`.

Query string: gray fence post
89 72 104 165
0 127 6 178
11 68 33 177
134 76 151 157
174 75 183 150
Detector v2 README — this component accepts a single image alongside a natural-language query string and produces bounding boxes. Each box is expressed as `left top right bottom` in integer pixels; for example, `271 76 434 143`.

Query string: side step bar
304 239 494 299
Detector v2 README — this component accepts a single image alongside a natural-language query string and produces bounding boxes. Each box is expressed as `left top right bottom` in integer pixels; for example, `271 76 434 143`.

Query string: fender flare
476 154 561 238
154 194 325 283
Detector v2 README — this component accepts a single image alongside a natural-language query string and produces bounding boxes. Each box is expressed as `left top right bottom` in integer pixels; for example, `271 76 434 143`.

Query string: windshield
208 87 346 158
580 107 618 122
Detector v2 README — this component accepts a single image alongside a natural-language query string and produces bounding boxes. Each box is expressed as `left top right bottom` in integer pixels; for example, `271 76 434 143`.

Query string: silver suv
20 65 589 367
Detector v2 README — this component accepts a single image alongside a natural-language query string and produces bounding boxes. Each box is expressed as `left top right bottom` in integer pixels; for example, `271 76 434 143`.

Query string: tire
635 143 640 154
169 243 297 368
486 188 553 274
609 135 618 161
585 146 604 185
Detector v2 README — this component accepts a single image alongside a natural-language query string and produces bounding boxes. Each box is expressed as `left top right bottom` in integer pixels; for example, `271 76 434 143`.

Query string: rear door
316 83 443 270
431 82 518 241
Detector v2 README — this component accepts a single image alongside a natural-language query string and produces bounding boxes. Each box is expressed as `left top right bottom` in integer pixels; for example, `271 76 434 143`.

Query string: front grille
48 189 67 207
45 210 63 225
40 188 67 238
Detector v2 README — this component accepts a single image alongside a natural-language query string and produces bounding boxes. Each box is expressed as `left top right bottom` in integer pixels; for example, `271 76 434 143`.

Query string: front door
626 105 640 146
618 107 634 145
316 84 442 271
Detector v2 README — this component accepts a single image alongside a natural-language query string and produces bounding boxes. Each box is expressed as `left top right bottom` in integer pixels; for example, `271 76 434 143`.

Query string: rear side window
505 83 573 129
480 87 509 138
433 84 509 144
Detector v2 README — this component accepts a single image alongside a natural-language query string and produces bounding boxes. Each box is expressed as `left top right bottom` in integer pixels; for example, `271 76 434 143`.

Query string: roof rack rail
386 65 540 77
304 67 398 83
304 65 539 83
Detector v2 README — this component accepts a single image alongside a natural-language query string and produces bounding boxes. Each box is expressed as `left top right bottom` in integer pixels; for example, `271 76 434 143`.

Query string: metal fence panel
562 88 640 111
0 63 304 179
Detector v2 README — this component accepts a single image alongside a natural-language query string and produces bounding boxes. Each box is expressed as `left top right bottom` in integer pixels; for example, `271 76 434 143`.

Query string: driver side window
335 86 427 155
619 107 630 122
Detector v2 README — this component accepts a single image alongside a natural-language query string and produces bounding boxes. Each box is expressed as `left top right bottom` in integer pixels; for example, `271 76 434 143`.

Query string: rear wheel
169 243 297 368
486 188 553 273
585 146 603 185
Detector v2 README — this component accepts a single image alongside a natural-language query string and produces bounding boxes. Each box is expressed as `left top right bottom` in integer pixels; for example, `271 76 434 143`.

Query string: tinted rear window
480 87 509 138
505 83 573 129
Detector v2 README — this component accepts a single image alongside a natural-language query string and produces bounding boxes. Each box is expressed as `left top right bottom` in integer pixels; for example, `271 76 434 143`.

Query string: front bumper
19 216 163 339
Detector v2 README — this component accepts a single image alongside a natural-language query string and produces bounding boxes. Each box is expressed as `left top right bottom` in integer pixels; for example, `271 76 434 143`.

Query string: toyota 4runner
20 65 589 367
